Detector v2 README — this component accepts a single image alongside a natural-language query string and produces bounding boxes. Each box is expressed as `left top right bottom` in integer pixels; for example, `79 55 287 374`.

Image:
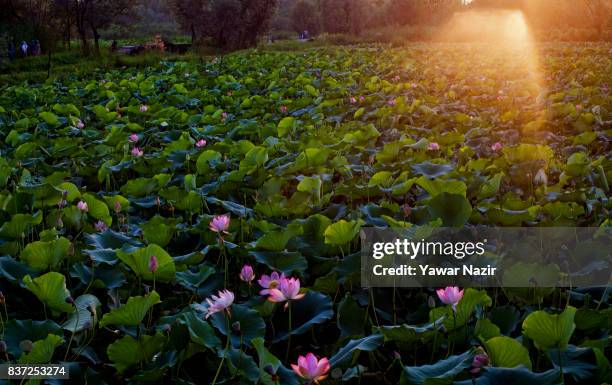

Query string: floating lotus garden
0 43 610 384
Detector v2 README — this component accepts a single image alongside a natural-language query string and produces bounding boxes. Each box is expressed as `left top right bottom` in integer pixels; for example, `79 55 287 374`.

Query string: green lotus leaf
141 215 177 247
400 349 474 385
116 244 176 282
38 111 61 126
255 222 303 251
82 193 112 225
182 311 222 349
20 237 71 271
99 291 161 327
272 291 334 342
18 334 64 364
277 116 296 137
376 317 444 344
196 150 222 175
211 304 265 348
324 219 364 246
329 334 383 368
107 333 165 373
62 294 102 333
427 192 472 227
337 293 365 338
522 306 576 351
485 336 532 369
3 319 62 357
453 367 561 385
0 211 43 239
23 272 74 314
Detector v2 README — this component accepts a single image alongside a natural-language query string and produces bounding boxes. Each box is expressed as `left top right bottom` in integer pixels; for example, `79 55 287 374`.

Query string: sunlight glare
438 10 543 89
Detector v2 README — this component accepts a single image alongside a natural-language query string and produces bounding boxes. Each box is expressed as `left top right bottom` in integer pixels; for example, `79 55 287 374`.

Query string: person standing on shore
20 41 28 57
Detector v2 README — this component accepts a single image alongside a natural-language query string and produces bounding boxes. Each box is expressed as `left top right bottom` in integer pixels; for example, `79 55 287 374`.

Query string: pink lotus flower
239 264 255 284
209 214 230 233
491 141 503 152
470 352 489 374
280 105 288 113
204 289 234 319
114 201 122 214
77 201 88 212
267 277 306 307
129 133 139 143
258 272 285 295
76 119 85 129
148 255 158 273
221 112 228 120
131 147 144 157
436 286 464 311
359 96 365 103
388 98 397 106
196 139 207 148
428 142 440 151
291 353 330 384
349 96 357 104
94 220 108 232
140 105 148 113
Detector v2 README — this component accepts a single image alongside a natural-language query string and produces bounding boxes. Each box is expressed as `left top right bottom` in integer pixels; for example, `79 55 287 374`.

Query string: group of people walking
6 39 41 61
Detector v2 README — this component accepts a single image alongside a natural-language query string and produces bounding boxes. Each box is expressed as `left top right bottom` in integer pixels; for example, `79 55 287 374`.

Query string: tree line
1 0 610 56
284 0 611 39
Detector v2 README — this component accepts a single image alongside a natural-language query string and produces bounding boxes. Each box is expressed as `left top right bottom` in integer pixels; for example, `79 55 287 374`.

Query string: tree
584 0 612 38
1 0 59 46
318 0 368 35
70 0 135 56
168 0 209 44
170 0 279 50
291 0 320 35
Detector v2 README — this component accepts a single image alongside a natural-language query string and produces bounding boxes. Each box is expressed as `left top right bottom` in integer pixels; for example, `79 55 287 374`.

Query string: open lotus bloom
267 277 305 306
205 289 234 319
291 353 330 384
436 286 464 311
258 271 285 295
209 214 230 233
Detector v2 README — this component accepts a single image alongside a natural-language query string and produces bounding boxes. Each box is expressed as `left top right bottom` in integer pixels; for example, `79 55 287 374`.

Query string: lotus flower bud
534 168 548 186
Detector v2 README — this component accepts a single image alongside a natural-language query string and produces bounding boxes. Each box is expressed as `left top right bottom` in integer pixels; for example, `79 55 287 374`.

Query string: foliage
170 0 279 50
0 42 609 384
